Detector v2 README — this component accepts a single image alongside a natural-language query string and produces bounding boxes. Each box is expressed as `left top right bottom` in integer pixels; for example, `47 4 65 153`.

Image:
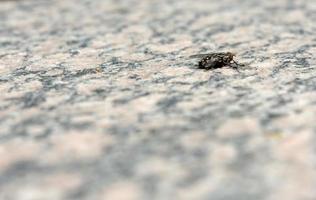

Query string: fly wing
210 55 221 62
203 55 222 69
189 53 213 59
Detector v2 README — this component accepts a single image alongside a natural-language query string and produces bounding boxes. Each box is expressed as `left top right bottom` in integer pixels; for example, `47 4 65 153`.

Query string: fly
190 52 243 70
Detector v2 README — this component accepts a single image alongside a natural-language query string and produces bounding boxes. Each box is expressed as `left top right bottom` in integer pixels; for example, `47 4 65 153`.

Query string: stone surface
1 0 316 199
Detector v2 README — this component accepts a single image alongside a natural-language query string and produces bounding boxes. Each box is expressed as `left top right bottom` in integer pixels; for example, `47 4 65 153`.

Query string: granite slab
0 0 316 199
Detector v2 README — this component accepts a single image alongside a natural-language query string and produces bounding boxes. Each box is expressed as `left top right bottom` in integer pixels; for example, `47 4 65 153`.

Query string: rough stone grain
0 0 316 199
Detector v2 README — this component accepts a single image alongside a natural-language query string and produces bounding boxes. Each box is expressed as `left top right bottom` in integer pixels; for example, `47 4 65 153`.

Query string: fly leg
228 61 240 72
231 64 240 72
231 59 246 72
232 60 245 67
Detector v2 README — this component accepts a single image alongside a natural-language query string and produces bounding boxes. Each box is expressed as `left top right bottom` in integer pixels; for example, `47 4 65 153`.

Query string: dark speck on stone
111 57 120 65
22 92 45 108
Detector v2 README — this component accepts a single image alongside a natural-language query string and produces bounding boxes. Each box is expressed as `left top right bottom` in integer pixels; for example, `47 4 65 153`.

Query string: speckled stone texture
1 0 316 199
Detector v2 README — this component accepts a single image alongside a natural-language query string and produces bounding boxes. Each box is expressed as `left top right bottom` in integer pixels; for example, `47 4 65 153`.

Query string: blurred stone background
0 0 316 199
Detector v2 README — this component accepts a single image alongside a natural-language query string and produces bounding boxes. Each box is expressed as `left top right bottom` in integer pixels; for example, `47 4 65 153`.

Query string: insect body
190 52 242 70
